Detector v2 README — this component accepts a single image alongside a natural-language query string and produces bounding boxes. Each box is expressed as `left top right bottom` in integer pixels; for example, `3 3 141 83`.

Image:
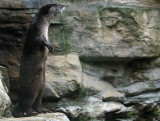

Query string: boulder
82 72 124 101
0 66 10 93
43 54 82 100
81 61 127 90
0 66 11 118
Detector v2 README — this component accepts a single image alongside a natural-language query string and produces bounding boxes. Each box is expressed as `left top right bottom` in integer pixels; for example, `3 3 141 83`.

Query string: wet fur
12 4 65 117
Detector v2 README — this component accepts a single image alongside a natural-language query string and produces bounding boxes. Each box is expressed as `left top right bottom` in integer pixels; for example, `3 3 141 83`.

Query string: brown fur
12 4 65 117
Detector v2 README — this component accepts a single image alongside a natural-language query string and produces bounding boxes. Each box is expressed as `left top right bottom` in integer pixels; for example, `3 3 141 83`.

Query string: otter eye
49 7 56 13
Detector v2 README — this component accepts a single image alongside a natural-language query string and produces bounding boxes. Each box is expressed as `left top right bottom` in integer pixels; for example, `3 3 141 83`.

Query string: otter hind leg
32 95 52 113
32 65 52 114
24 111 38 117
32 90 52 113
19 96 38 117
12 103 23 117
12 103 38 117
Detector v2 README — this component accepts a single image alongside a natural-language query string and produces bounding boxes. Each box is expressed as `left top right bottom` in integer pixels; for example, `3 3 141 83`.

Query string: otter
12 4 65 117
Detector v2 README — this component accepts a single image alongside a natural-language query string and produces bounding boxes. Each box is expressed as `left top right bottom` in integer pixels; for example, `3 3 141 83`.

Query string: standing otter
12 4 65 117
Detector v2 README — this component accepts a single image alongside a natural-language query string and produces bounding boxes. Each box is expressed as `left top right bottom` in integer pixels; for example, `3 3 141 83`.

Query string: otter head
39 4 65 21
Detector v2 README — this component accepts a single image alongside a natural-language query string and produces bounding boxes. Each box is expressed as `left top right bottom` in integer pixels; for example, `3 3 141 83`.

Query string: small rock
58 106 82 119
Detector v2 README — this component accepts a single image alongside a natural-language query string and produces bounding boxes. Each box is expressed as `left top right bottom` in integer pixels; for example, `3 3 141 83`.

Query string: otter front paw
46 44 53 52
34 108 52 114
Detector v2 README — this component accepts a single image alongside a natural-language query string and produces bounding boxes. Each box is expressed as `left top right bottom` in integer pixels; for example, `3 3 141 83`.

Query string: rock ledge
0 113 70 121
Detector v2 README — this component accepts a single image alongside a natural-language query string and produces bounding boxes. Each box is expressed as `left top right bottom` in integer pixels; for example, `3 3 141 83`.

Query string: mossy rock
0 66 10 93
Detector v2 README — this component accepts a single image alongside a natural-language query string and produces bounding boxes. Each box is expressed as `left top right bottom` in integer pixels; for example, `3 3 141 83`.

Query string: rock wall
1 0 160 120
53 1 160 61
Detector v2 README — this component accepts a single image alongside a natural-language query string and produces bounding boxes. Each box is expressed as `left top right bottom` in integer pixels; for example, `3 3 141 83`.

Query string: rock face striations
1 0 160 120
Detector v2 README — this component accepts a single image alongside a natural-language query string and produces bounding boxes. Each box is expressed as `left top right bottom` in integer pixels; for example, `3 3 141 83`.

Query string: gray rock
49 1 160 61
82 72 124 101
108 0 160 7
102 102 134 114
133 101 158 113
80 101 134 118
152 57 160 67
82 62 124 98
131 68 160 82
1 0 160 119
1 0 160 102
0 0 53 9
0 113 70 121
44 96 134 119
0 66 10 93
43 54 82 100
118 80 160 96
124 91 160 105
58 106 83 119
0 66 11 118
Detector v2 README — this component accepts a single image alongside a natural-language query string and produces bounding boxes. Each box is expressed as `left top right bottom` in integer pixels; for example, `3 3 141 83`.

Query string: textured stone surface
118 81 160 96
108 0 160 7
1 0 160 85
43 54 82 100
0 0 160 98
43 96 134 119
0 113 70 121
1 0 160 120
124 91 160 104
82 72 124 101
0 66 11 118
50 1 160 61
